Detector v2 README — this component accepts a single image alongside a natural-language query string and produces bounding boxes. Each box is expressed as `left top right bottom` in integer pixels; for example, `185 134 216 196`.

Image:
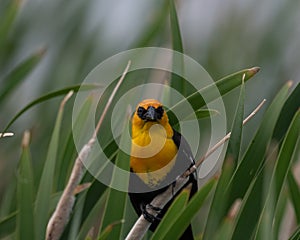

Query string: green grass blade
288 171 300 224
151 186 191 240
34 93 72 240
226 82 292 240
274 110 300 204
169 0 186 96
169 67 260 120
0 177 16 218
212 200 242 240
79 180 108 236
0 48 46 105
0 212 16 239
203 160 235 240
273 190 288 240
169 0 183 53
0 0 19 52
230 172 264 240
181 109 219 121
225 82 245 164
0 192 63 239
67 192 87 240
255 110 300 238
100 116 130 240
17 132 35 240
76 190 108 240
134 0 169 47
55 94 94 191
98 220 124 240
213 218 234 240
273 82 300 141
226 81 291 209
159 178 217 240
3 84 101 132
203 79 245 239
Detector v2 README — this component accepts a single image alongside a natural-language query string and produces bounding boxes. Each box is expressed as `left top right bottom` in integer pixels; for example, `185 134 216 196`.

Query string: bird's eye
137 106 146 118
155 106 164 119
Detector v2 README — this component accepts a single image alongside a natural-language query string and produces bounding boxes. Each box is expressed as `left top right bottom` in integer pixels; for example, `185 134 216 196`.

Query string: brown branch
125 99 266 240
46 61 131 240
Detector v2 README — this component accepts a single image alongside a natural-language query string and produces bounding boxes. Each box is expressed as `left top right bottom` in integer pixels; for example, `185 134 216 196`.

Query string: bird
129 99 198 240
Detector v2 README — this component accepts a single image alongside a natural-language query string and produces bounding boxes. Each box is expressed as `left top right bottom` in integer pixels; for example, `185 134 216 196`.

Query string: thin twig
93 61 131 139
46 61 131 240
125 99 266 240
185 98 266 176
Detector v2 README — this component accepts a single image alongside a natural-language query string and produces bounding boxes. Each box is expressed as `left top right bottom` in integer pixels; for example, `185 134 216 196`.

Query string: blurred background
0 0 299 199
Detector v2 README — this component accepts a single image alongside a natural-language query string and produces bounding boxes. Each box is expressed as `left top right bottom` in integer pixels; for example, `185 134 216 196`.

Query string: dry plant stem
125 99 266 240
185 98 266 175
46 61 131 240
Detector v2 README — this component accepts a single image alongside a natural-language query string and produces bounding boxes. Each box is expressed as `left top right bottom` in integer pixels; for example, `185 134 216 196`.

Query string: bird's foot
141 204 162 223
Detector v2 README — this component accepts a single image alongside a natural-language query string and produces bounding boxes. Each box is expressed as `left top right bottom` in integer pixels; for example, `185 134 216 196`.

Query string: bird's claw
142 204 162 223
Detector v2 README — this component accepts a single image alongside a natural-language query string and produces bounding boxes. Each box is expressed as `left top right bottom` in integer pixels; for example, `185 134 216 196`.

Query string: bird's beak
144 106 157 121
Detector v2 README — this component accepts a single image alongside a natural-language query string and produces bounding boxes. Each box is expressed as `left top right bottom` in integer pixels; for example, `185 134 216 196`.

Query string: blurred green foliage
0 0 299 239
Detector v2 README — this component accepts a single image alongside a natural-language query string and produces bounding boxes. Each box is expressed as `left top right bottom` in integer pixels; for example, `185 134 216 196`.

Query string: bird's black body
129 128 198 240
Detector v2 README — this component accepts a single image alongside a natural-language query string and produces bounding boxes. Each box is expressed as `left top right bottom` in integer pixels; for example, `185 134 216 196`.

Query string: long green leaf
0 48 46 105
169 0 183 53
159 178 217 240
273 190 288 240
3 84 101 132
67 192 87 240
0 212 16 239
34 94 72 240
255 110 300 238
274 110 300 204
230 171 264 240
212 200 242 240
227 81 291 207
76 190 108 240
227 82 292 240
203 79 245 239
181 109 219 121
17 132 35 240
0 0 19 51
273 82 300 141
55 94 95 191
288 171 300 224
100 116 130 240
98 220 124 240
0 191 62 239
151 186 191 240
203 160 235 240
0 177 16 218
169 0 186 96
169 67 260 122
134 0 169 47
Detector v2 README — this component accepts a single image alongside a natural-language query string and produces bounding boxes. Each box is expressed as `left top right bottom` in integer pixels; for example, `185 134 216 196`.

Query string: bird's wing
171 128 198 181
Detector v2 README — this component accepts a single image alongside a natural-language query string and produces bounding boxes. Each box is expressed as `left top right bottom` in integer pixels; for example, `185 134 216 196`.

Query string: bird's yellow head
131 99 170 131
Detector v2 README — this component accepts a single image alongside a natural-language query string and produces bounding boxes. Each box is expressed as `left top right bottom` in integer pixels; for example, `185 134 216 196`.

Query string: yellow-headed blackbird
129 99 198 240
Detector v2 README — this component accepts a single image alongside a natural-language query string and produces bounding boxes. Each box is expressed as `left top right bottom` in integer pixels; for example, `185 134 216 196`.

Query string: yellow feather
130 101 177 188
